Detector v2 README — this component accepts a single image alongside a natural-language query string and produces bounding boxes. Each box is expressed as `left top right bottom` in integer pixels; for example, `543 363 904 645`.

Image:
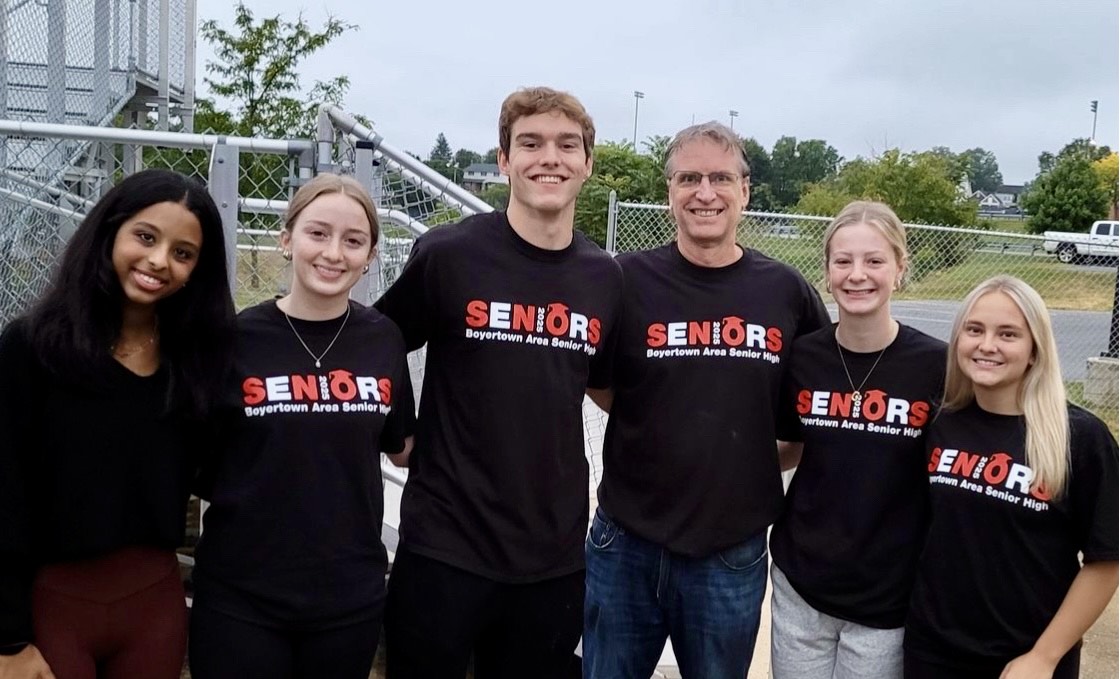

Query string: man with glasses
583 121 829 678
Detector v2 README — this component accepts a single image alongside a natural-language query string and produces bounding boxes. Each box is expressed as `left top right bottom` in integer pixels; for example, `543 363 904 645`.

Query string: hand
1000 649 1058 679
0 645 55 679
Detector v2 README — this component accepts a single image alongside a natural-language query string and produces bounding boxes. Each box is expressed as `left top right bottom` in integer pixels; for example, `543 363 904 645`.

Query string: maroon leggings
32 547 187 679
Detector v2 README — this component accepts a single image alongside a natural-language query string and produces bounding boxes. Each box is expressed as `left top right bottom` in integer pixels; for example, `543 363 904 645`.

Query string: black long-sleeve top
0 319 198 647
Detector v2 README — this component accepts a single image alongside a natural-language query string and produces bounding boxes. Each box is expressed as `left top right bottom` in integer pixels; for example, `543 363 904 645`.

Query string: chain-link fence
607 200 1120 416
0 106 618 504
2 0 192 127
0 120 305 324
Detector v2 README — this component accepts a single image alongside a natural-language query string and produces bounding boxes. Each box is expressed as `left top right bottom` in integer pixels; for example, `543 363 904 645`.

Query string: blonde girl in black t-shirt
189 174 415 679
772 200 947 679
904 275 1118 679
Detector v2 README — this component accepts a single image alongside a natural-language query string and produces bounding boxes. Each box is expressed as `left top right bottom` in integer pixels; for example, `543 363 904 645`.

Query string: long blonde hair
943 275 1070 497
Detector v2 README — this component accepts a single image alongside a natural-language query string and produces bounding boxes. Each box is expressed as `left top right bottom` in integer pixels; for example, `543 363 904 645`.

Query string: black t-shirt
194 300 414 629
905 402 1119 666
770 323 946 628
374 212 623 582
597 243 830 556
0 319 198 646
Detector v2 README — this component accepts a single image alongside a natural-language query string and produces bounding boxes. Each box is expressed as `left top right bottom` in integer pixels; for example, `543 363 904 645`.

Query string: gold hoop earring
281 249 292 261
362 264 370 274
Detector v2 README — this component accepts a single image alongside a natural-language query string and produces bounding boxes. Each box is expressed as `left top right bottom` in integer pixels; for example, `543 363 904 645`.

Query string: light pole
632 91 644 150
729 109 739 132
1090 100 1099 142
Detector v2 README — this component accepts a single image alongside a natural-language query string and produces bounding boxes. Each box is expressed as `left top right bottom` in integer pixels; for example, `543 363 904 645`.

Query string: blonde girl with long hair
904 275 1118 679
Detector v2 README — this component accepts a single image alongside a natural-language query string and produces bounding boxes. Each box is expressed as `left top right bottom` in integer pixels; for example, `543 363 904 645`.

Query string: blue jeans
583 507 768 679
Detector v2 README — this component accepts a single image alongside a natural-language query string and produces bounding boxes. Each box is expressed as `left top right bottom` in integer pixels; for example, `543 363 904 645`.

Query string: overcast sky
195 0 1118 185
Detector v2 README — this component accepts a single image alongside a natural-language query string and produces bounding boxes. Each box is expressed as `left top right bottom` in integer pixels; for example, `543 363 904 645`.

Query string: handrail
0 119 314 156
321 105 493 216
0 185 84 219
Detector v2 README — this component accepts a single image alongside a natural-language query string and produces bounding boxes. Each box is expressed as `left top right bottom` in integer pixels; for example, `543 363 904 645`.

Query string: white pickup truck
1042 220 1120 263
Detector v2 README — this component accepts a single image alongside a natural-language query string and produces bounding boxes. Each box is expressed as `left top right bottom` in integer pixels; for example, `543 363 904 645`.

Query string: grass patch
980 217 1029 233
1067 381 1119 437
234 247 287 310
898 257 1115 311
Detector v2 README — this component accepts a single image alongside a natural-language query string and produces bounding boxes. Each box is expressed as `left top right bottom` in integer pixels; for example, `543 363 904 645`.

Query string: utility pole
729 110 739 132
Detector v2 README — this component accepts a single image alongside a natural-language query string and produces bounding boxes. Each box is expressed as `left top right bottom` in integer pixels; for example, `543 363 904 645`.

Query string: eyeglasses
670 171 743 189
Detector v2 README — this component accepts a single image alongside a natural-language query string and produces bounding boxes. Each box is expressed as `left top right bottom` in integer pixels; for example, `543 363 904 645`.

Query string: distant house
971 184 1025 216
462 163 507 192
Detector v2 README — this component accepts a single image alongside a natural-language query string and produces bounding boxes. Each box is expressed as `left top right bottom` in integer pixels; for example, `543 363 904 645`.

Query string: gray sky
195 0 1118 185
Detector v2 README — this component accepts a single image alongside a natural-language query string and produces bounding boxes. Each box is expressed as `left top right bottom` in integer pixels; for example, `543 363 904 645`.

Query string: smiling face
667 137 749 252
827 222 904 320
280 192 375 309
955 291 1034 403
498 111 592 219
111 201 202 311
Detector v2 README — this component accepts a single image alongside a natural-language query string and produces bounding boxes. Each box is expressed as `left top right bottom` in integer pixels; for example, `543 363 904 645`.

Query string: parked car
765 223 801 239
1042 220 1119 264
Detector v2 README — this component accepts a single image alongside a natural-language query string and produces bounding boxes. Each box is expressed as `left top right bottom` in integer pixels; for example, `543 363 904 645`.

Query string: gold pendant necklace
283 304 351 368
836 336 889 405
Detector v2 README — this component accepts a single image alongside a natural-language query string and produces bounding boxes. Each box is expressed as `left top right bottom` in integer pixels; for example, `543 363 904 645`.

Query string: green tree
770 136 842 207
199 3 354 137
479 183 510 210
798 149 975 225
1021 155 1110 234
642 135 672 171
575 141 665 246
1092 152 1119 214
181 4 355 289
483 147 500 164
741 137 772 186
1038 138 1113 173
454 148 482 170
959 147 1002 192
796 149 979 279
429 133 453 165
740 137 774 211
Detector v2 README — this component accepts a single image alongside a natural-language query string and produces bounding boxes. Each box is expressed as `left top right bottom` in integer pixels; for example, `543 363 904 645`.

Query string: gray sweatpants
770 564 903 679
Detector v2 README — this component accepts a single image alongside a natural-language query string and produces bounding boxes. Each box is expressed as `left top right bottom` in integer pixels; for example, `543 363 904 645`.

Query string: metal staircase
1 0 195 199
0 0 196 317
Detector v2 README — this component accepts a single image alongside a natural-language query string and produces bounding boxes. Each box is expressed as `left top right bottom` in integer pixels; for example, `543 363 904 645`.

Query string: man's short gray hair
664 121 751 178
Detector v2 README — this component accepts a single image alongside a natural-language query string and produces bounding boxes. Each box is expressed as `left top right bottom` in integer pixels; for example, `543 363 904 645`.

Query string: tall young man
583 122 831 679
376 87 622 678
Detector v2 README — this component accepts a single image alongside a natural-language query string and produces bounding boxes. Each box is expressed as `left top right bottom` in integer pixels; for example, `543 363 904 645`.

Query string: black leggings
188 601 380 679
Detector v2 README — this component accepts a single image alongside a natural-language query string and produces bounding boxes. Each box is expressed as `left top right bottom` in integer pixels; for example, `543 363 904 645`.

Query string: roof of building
464 163 501 174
